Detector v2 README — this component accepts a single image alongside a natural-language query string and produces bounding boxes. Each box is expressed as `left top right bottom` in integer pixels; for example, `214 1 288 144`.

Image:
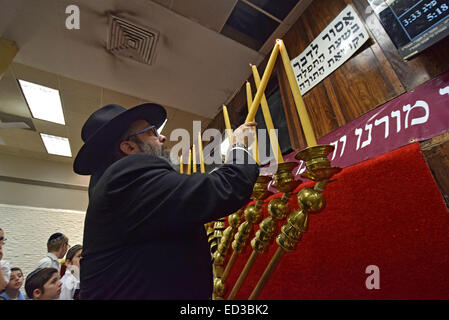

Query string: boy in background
0 267 25 300
59 244 82 300
36 233 70 273
24 267 61 300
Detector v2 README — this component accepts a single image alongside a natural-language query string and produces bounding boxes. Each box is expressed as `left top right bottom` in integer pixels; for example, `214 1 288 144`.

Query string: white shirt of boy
58 266 80 300
36 253 61 272
0 259 10 283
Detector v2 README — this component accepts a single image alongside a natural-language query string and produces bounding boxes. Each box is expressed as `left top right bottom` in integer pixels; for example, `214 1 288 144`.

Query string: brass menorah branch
247 145 341 300
212 207 245 300
227 162 301 300
213 175 272 299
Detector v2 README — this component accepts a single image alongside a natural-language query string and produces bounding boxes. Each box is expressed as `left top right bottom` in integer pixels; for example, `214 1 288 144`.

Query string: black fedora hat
74 103 166 175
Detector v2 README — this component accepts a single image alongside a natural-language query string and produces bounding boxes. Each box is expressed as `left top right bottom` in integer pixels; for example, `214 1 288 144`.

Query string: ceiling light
40 133 72 157
18 80 65 125
157 119 167 135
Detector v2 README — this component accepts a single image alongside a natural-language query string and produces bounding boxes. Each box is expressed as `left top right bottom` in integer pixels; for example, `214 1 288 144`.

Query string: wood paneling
206 0 449 151
329 45 400 120
420 132 449 208
352 0 449 91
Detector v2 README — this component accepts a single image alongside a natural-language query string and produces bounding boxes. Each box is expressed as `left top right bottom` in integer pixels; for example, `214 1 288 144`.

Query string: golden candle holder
206 222 217 255
212 209 243 300
248 145 341 300
227 162 301 299
213 217 227 245
213 175 273 300
213 208 244 267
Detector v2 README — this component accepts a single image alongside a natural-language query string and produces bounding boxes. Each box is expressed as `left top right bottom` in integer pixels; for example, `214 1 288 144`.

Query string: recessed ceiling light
40 133 72 157
18 79 65 125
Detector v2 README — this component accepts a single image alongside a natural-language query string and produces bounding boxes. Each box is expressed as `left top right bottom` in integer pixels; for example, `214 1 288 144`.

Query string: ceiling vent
107 14 159 65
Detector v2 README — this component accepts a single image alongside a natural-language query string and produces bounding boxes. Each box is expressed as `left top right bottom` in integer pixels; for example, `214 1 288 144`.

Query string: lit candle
252 65 284 163
222 105 233 143
192 144 197 173
179 154 183 174
278 39 317 146
246 41 280 123
187 149 192 175
198 132 205 173
246 80 260 165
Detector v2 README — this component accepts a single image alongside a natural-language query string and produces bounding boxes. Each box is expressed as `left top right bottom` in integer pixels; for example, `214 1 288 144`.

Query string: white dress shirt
36 253 61 272
0 259 10 283
58 266 80 300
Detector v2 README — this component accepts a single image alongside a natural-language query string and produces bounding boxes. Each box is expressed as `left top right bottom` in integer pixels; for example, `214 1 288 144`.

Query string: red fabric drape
223 142 449 299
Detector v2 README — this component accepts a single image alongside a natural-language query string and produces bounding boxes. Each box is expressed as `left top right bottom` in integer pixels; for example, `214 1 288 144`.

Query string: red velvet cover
224 142 449 300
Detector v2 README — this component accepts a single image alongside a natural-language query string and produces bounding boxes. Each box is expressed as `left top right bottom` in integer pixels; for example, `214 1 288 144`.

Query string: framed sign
369 0 449 59
290 5 369 95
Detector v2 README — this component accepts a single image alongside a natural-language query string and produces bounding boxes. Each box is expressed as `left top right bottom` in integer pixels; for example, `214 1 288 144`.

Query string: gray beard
137 140 162 157
134 138 174 167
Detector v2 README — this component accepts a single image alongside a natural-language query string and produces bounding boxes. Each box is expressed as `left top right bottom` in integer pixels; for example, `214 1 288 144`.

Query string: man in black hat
74 103 259 299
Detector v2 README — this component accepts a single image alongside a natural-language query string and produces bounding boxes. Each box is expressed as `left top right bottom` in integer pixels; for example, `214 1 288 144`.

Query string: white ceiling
0 0 311 164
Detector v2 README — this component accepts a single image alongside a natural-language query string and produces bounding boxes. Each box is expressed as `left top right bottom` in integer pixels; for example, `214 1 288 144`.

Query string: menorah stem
222 250 238 283
227 251 260 300
248 247 285 300
314 179 329 192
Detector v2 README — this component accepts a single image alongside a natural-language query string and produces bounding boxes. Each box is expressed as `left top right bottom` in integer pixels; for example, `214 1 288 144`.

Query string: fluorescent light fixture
40 133 72 157
157 119 167 135
18 80 65 125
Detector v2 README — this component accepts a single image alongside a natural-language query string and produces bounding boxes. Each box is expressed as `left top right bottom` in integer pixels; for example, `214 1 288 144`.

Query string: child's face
71 249 82 270
36 273 62 300
8 270 24 290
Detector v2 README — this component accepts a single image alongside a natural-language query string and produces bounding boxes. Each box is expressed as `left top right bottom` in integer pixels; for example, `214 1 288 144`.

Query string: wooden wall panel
205 0 449 152
352 0 449 91
329 45 400 121
302 82 340 139
301 0 403 125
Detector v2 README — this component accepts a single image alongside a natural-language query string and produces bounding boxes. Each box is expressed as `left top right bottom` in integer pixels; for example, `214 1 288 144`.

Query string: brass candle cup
232 175 273 253
295 145 342 181
276 145 340 252
252 162 302 254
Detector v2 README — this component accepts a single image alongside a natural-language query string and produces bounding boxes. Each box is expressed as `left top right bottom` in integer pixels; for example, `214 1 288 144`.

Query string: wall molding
0 175 88 192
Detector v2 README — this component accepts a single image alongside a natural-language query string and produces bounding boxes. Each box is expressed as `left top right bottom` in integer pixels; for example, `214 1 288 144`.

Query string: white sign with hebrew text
290 5 369 95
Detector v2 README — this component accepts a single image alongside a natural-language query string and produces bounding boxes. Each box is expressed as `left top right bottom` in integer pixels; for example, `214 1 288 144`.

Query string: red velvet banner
224 142 449 300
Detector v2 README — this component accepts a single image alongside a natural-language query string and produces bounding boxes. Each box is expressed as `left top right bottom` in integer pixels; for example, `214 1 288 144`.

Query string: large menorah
210 39 341 300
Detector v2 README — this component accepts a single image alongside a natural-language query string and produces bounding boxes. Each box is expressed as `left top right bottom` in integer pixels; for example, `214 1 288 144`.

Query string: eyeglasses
127 125 159 140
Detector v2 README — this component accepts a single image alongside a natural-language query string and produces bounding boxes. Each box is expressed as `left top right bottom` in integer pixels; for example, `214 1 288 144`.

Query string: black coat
80 149 259 299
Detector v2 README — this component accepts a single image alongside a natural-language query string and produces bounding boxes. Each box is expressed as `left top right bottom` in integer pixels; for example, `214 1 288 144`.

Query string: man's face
126 120 167 156
8 270 24 290
58 240 70 259
35 272 61 300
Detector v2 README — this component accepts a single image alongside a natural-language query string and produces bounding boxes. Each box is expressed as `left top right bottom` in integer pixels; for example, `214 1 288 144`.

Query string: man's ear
120 140 140 155
33 288 42 299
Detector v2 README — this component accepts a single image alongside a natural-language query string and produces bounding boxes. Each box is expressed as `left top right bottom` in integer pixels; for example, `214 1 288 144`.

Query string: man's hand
231 122 257 148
